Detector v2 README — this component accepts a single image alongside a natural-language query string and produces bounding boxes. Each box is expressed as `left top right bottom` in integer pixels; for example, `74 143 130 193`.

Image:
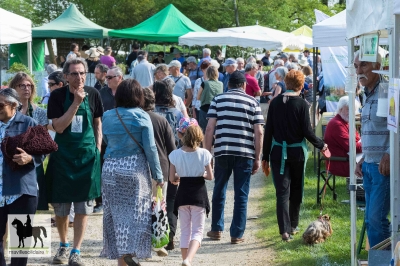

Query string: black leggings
166 181 178 237
0 194 37 266
271 160 304 235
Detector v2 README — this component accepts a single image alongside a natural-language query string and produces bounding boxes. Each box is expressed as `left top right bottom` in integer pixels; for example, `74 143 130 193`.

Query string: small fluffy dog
302 214 333 245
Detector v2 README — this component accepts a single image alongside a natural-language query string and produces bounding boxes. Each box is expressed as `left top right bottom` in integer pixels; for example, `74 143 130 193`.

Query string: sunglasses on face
18 84 32 90
106 75 117 80
68 72 86 78
48 82 57 87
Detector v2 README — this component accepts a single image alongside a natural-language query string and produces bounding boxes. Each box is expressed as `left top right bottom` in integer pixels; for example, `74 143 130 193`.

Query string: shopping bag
151 186 170 249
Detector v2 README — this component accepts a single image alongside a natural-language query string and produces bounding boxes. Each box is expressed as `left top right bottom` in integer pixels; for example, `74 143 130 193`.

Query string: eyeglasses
18 84 32 90
106 75 117 80
0 102 11 109
68 72 86 78
48 82 57 87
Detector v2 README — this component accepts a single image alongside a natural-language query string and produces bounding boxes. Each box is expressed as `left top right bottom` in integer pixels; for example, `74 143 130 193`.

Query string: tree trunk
234 0 240 26
45 39 57 65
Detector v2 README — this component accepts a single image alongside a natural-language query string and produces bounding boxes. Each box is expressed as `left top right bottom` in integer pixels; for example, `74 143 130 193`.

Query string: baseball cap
222 58 237 67
280 53 288 59
186 56 197 64
177 117 199 133
167 60 182 69
229 71 246 84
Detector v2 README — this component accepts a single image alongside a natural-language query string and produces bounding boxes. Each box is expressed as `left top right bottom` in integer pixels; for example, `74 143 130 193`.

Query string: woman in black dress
262 70 329 241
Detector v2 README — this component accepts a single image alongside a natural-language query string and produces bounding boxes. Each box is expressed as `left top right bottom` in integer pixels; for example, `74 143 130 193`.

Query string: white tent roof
179 31 283 50
218 25 292 40
0 8 31 45
313 10 346 47
347 0 392 39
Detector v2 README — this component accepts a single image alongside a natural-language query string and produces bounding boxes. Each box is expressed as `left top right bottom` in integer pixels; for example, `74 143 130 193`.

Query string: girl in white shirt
169 118 213 266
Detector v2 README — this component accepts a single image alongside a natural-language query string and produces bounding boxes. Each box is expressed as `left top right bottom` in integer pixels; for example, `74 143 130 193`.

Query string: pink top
100 55 116 68
244 73 261 97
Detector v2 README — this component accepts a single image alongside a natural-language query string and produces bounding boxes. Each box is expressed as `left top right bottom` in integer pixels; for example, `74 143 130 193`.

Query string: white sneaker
153 247 168 257
182 259 191 266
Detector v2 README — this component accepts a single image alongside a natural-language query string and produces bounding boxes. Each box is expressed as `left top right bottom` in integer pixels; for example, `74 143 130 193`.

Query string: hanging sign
221 45 227 58
387 78 400 132
360 33 379 62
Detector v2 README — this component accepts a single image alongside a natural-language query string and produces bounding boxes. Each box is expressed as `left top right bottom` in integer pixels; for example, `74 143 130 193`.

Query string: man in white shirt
131 50 156 87
168 60 192 108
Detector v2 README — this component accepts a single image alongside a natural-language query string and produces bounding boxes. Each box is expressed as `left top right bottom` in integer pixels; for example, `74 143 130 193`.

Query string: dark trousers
271 160 304 235
0 194 37 266
96 145 106 206
166 180 178 237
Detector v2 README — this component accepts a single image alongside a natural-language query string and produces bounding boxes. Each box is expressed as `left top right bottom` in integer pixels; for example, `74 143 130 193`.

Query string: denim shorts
52 200 94 216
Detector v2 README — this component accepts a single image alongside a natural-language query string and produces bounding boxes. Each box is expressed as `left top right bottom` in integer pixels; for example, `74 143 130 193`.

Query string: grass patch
257 156 368 265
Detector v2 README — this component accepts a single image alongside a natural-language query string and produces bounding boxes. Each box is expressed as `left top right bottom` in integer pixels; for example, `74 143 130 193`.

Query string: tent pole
313 47 317 173
27 41 32 73
390 14 400 253
347 38 356 266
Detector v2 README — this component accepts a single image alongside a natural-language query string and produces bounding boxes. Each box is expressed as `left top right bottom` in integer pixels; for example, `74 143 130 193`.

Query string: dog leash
319 156 331 218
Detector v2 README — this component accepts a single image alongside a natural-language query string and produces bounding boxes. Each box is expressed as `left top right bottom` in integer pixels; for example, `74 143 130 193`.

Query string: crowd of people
0 40 390 266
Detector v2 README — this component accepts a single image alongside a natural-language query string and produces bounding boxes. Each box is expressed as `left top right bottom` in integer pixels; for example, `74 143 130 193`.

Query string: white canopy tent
218 25 292 40
179 31 283 50
346 0 397 265
0 8 32 75
313 10 346 47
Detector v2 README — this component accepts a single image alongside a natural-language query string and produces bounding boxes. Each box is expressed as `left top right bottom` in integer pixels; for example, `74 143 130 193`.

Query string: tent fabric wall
109 4 207 42
32 4 109 39
347 0 393 39
0 8 31 45
313 10 346 47
9 39 45 71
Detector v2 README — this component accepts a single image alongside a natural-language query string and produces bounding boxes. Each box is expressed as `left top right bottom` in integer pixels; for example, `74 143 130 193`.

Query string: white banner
321 46 348 112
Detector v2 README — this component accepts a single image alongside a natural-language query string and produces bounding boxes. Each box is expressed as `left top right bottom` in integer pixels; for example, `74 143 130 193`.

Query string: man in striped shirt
204 71 264 244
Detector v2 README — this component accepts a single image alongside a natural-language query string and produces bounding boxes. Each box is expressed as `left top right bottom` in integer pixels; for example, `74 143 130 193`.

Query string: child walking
168 118 213 266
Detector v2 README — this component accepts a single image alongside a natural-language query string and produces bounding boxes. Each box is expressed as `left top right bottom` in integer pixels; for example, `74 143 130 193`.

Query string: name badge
71 115 83 133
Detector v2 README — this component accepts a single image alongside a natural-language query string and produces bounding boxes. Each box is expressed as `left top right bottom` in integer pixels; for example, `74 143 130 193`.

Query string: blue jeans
199 109 208 133
362 162 390 247
211 155 253 238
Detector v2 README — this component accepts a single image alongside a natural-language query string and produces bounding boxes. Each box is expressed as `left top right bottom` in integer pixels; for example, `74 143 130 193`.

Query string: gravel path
16 170 274 265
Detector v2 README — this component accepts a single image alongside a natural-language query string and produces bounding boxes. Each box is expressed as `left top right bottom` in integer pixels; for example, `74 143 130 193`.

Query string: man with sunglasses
354 50 390 249
46 58 104 266
92 66 123 214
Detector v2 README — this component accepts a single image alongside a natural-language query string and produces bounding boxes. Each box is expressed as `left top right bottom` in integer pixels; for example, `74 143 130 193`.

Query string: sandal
282 233 293 242
123 255 141 266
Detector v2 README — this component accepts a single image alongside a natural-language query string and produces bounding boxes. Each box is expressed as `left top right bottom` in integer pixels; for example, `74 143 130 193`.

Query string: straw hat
97 46 105 55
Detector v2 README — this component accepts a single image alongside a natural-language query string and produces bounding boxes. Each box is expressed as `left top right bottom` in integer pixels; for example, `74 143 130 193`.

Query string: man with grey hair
168 60 192 108
287 62 299 71
94 64 109 91
187 56 203 89
198 47 212 66
222 58 238 92
93 66 123 214
131 50 156 87
244 62 261 98
353 49 389 249
39 63 58 97
280 53 290 67
236 57 245 73
46 58 103 265
269 59 284 91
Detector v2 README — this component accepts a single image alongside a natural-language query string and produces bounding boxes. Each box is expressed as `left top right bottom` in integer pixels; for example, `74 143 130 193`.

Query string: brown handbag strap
115 108 144 152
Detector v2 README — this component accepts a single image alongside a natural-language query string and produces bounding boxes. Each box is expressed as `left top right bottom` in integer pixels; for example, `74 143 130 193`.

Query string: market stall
179 31 283 50
0 8 32 83
109 4 208 43
346 0 396 265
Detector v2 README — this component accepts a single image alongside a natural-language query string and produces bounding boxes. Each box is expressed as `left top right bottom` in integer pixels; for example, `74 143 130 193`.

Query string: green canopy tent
108 4 208 43
32 4 110 38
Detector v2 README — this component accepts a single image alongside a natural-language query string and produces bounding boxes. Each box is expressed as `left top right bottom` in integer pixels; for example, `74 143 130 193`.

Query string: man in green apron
46 58 104 266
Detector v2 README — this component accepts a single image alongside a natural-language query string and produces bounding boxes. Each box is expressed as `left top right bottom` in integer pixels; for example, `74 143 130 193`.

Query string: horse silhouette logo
11 214 47 248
